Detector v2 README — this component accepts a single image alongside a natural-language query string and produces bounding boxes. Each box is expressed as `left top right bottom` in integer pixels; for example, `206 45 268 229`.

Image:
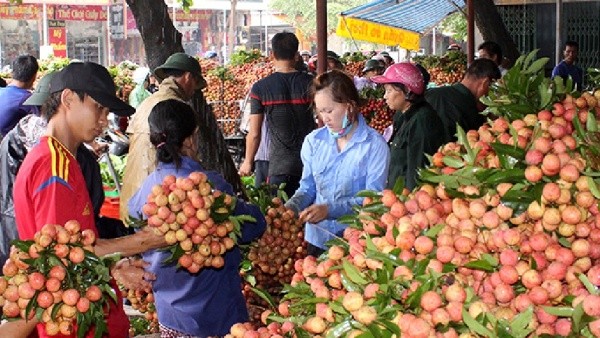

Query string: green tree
268 0 370 40
439 12 467 42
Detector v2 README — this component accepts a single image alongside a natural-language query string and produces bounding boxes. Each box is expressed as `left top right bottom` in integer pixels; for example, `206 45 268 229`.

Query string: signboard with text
336 16 420 50
110 0 126 40
48 20 67 58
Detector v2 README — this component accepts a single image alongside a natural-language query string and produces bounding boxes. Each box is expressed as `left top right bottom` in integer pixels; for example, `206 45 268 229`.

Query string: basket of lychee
0 221 119 337
141 172 255 273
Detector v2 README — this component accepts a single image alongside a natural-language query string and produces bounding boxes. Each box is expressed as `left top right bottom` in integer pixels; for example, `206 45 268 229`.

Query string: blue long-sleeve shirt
0 86 38 136
286 115 390 249
128 156 266 336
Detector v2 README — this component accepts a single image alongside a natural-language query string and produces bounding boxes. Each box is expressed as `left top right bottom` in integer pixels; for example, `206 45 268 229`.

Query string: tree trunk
125 0 245 196
125 0 183 69
473 0 520 66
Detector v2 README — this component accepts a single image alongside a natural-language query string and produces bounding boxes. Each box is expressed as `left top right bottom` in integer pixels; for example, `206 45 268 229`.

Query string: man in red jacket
9 62 166 338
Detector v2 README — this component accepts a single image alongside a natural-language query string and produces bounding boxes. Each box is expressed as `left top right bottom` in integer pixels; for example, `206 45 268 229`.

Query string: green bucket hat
362 59 383 73
154 53 207 90
23 72 56 106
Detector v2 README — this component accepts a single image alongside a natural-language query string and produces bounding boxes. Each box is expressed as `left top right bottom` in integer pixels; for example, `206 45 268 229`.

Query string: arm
204 171 266 243
406 120 431 192
326 138 390 219
94 227 167 257
239 113 263 176
235 201 266 244
239 87 264 176
0 318 38 338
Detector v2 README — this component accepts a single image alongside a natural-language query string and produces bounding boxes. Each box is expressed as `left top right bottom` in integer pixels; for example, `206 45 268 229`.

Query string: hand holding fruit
112 258 155 292
299 204 328 223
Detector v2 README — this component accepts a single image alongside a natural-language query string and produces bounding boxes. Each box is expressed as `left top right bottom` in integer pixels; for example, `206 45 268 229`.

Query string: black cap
50 62 135 116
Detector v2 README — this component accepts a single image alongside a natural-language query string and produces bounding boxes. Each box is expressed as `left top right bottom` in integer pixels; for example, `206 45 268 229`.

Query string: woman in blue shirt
128 99 266 337
286 70 390 256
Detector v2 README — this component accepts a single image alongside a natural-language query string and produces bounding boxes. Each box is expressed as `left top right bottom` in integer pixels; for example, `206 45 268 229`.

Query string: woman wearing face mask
371 62 445 192
285 70 390 256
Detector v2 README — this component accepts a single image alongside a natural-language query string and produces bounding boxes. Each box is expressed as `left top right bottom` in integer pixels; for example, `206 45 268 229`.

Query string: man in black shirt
425 59 500 143
239 32 315 197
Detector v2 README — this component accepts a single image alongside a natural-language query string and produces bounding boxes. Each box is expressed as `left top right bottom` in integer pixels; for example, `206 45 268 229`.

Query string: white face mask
327 111 352 139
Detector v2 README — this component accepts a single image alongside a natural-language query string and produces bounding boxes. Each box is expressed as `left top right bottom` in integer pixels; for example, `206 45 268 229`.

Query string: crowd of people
0 30 589 337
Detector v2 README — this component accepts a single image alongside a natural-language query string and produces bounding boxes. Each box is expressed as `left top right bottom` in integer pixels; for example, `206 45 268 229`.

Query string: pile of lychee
242 197 306 325
0 221 113 337
142 172 239 273
225 91 600 337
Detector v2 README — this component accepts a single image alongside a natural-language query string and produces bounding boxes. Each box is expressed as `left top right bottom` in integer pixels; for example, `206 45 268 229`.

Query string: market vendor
120 52 207 222
128 99 266 337
371 62 444 192
286 70 389 256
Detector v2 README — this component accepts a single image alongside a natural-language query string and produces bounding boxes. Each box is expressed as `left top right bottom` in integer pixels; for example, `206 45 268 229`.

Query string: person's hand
88 139 109 157
111 258 155 292
299 204 328 223
238 160 253 177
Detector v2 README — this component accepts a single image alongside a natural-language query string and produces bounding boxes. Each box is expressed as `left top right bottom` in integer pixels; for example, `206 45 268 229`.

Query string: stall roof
341 0 465 34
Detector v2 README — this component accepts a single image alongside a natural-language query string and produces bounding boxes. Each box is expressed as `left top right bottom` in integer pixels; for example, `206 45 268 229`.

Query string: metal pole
432 27 436 55
106 5 111 66
467 0 475 64
555 0 562 65
264 11 268 55
316 0 327 74
223 9 227 63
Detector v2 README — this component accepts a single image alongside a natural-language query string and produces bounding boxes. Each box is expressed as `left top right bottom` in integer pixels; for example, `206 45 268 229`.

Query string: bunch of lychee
123 288 158 334
242 197 306 326
0 221 112 337
142 172 238 273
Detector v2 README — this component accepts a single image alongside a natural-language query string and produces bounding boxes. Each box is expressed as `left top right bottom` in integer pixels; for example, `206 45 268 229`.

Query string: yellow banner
336 16 420 50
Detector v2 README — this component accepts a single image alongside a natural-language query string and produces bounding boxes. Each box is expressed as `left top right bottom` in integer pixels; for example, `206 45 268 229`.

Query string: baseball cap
362 59 383 73
154 53 207 90
371 62 425 95
50 62 135 116
24 72 56 106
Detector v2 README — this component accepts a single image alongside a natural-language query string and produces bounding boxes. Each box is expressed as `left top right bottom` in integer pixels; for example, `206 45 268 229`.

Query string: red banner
0 4 107 21
53 5 107 21
0 4 42 20
48 20 67 58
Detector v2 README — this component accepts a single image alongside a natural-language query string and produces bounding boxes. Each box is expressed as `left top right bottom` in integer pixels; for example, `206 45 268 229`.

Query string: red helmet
371 62 425 95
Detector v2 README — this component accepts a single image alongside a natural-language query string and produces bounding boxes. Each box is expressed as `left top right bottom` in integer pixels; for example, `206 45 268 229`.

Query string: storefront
0 0 270 68
0 3 109 67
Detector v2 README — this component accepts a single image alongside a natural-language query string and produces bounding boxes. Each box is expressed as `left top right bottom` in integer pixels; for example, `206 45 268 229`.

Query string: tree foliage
438 11 467 42
268 0 370 41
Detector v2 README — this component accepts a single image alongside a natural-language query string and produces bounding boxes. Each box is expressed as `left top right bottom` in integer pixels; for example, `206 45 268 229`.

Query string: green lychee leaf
542 306 574 317
463 259 496 272
462 308 496 338
342 259 368 285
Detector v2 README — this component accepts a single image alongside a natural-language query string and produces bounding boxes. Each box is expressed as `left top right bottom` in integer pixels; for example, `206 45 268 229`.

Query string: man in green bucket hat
121 53 207 220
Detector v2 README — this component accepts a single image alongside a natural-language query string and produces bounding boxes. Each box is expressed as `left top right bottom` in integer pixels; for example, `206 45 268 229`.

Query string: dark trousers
307 243 325 257
268 174 301 199
254 160 269 187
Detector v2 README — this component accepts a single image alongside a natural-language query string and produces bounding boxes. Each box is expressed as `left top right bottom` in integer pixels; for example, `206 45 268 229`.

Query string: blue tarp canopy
341 0 466 35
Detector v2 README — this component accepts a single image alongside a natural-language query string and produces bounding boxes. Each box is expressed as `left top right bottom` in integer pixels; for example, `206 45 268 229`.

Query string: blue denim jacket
286 115 390 249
